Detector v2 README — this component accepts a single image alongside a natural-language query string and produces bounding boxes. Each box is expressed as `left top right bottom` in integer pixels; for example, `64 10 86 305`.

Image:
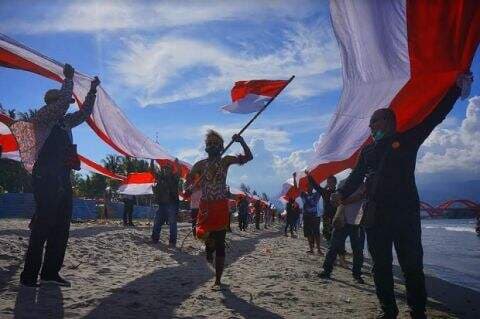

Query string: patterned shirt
301 191 321 217
9 79 96 173
191 155 246 201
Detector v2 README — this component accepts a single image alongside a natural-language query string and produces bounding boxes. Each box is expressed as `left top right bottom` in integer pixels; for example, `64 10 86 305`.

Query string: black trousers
366 207 426 315
21 180 72 283
284 219 295 235
323 224 364 276
123 207 133 225
238 213 248 230
255 215 260 230
206 230 227 258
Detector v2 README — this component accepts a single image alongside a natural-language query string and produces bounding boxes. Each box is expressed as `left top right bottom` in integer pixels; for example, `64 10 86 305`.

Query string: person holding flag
293 171 324 255
186 130 252 288
17 64 100 288
331 73 473 318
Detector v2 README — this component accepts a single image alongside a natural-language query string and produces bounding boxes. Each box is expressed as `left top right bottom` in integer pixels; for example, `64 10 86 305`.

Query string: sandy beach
0 219 478 319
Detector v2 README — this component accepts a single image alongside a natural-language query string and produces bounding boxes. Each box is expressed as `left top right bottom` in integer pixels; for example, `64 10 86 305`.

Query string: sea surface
411 219 479 292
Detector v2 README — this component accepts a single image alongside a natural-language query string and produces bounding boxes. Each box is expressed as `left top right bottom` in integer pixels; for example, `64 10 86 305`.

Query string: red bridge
419 199 480 218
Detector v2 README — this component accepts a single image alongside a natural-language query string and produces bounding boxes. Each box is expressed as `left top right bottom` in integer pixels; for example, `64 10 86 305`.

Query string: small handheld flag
222 79 291 114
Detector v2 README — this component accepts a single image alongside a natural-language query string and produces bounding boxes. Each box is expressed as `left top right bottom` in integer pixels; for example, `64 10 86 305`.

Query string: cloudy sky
0 0 479 198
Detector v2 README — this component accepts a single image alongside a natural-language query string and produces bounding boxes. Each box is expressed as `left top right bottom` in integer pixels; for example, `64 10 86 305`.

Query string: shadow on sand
83 232 282 318
14 284 64 319
331 258 480 319
0 226 125 240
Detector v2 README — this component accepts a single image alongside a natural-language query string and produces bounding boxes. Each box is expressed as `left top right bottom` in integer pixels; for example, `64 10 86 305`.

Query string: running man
186 130 253 287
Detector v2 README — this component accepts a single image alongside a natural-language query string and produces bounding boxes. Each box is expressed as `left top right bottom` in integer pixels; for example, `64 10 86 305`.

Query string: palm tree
19 109 38 121
102 154 122 174
0 103 17 119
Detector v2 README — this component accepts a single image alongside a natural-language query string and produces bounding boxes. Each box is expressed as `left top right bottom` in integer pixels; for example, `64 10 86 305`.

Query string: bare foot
306 250 314 254
317 250 324 256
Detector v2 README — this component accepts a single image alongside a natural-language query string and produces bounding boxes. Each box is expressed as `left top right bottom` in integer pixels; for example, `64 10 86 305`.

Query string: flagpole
221 75 295 155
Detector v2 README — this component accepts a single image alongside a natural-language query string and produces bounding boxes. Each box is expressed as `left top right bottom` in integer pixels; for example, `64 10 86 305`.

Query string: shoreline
0 218 478 318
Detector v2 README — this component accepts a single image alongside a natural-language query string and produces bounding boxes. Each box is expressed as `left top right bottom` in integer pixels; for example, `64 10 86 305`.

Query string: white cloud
417 96 480 177
110 20 341 105
0 0 320 34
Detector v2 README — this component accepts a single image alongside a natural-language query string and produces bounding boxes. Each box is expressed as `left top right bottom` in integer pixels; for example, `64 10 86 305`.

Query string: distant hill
417 180 480 205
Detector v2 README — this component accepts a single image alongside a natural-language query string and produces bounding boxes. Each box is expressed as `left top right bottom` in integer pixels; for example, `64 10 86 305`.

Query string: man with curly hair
186 130 253 288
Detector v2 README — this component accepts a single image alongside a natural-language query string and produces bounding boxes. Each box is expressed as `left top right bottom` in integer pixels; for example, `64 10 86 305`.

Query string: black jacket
338 85 460 210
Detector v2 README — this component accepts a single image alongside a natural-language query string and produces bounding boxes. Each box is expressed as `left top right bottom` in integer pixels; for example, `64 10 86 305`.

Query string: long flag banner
0 113 123 181
222 80 290 114
281 0 480 199
0 33 191 177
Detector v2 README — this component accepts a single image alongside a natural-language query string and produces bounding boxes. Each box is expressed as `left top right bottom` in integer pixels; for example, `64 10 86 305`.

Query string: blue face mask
372 130 385 141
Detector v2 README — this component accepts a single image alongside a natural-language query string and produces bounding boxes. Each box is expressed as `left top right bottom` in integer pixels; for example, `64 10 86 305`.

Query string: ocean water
418 219 480 292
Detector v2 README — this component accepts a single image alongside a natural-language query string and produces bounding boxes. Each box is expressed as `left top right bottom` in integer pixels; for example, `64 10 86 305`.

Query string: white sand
0 219 476 318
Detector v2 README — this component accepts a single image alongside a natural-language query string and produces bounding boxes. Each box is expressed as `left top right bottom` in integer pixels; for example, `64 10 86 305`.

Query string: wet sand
0 219 478 318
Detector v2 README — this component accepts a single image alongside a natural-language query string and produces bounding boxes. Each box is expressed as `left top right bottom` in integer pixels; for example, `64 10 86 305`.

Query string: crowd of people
3 59 474 319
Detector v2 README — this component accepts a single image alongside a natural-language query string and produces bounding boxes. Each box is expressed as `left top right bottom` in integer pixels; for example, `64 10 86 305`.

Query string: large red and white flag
222 80 289 114
281 0 480 200
0 34 191 177
117 172 155 195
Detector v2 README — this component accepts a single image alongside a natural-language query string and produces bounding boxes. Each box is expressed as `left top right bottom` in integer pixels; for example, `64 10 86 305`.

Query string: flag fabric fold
0 113 20 161
0 113 123 180
281 0 480 200
222 80 289 114
0 33 191 177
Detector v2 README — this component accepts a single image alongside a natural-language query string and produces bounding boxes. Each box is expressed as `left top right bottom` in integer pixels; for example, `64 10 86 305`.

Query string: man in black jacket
332 73 472 319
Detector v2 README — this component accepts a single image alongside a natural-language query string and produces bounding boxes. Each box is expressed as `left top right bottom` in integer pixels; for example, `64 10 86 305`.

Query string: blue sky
1 0 479 198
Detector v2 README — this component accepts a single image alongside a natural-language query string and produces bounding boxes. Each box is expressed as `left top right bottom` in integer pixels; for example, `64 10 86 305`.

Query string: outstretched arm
232 134 253 164
305 169 323 193
64 77 100 129
185 160 202 193
33 64 75 127
335 148 367 203
405 74 469 147
341 183 366 205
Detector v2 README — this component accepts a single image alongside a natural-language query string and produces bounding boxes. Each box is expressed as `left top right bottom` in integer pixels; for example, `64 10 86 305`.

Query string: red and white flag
0 34 191 177
281 0 480 199
117 172 155 195
222 80 289 114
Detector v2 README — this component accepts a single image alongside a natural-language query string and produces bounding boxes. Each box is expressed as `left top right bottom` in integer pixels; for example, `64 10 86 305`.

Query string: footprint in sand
97 267 111 274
